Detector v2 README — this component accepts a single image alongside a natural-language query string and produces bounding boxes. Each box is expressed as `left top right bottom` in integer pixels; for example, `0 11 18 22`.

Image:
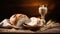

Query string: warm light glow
18 0 51 7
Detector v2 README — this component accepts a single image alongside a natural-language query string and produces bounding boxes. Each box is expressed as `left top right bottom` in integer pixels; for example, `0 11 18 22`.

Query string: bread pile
1 14 60 31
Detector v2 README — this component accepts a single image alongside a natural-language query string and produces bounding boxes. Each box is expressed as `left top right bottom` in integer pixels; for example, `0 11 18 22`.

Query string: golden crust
9 14 29 26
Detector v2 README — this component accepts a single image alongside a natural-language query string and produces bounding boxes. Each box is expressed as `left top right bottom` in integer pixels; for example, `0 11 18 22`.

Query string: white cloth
26 17 41 26
1 19 11 26
16 17 30 27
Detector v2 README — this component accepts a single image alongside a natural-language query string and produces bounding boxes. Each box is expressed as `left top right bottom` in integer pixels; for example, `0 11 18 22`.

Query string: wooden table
0 27 60 33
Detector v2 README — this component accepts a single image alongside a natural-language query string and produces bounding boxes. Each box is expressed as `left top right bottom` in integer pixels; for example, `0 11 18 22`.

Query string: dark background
0 0 60 22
